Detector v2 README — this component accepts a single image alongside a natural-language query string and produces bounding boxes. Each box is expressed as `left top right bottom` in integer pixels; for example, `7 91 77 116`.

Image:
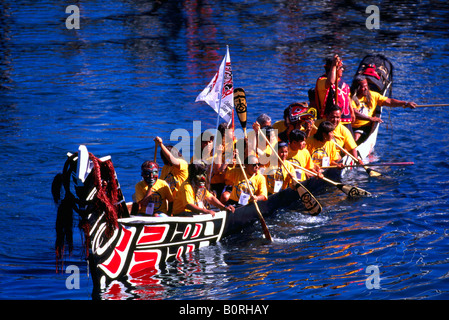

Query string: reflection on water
94 187 449 300
95 244 231 300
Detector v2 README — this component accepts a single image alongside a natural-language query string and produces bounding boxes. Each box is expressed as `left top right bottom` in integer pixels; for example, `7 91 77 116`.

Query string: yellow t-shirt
272 120 287 134
287 147 314 181
314 119 357 151
172 181 213 215
210 164 225 185
225 167 268 203
264 161 295 194
352 91 388 128
160 158 189 197
134 179 174 214
306 136 339 166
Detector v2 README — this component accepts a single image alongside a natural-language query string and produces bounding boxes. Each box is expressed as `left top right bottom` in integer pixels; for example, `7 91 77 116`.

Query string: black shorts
353 124 372 137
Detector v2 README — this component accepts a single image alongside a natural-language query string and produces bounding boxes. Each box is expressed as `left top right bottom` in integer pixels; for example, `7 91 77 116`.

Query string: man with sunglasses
134 161 174 217
224 155 268 206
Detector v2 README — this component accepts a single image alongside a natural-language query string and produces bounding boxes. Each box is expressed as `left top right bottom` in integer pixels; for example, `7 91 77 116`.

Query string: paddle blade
234 88 247 130
338 184 372 198
295 183 322 215
365 167 382 177
259 215 273 242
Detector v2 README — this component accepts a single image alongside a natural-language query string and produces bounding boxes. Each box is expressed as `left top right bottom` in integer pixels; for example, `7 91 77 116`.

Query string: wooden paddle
322 162 414 169
258 129 322 215
288 161 371 198
235 153 272 242
333 141 382 177
335 56 339 108
414 104 449 108
154 143 158 162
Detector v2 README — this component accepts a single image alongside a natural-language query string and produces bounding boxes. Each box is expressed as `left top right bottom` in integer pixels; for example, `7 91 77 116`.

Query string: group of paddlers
132 54 416 217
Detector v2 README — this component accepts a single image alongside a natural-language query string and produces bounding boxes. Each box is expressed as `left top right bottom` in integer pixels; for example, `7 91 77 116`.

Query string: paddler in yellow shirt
314 104 362 164
209 123 236 198
134 161 174 217
264 141 296 195
172 162 234 216
154 136 189 198
350 75 416 142
224 155 268 206
249 121 277 171
287 129 322 181
306 121 344 169
191 131 214 164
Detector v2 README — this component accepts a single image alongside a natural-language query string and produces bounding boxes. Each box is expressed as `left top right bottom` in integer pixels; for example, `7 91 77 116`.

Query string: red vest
315 76 352 124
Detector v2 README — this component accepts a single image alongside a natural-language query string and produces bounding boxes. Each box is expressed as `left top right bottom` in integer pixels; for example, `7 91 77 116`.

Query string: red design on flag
195 46 234 125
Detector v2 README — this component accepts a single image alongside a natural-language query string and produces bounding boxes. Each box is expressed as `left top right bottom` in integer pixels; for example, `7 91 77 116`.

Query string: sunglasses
251 163 261 167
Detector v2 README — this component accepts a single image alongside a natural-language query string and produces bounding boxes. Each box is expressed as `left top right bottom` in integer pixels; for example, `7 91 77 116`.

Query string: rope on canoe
52 151 119 272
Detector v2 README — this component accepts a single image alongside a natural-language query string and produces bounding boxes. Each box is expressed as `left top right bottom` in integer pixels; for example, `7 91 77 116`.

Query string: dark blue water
1 0 449 300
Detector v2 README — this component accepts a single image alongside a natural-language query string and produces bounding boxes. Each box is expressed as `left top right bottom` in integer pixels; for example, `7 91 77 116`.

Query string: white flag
195 47 234 124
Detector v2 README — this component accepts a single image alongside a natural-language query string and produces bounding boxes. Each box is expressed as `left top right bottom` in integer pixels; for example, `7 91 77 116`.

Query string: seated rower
314 104 363 164
264 141 296 195
256 113 272 127
134 161 173 217
287 129 322 181
250 121 277 171
350 75 416 142
191 131 214 164
172 163 235 217
224 155 268 206
306 121 344 169
210 123 235 198
191 130 216 194
154 136 189 198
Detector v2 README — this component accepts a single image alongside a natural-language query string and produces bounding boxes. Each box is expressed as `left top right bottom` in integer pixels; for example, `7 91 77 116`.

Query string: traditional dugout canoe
52 145 335 288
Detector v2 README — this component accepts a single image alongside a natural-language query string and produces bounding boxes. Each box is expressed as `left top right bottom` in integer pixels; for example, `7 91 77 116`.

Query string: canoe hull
88 211 228 286
88 172 335 287
52 145 336 287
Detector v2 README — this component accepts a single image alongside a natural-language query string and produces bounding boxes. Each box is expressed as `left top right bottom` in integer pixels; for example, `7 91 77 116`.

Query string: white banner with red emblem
195 46 233 125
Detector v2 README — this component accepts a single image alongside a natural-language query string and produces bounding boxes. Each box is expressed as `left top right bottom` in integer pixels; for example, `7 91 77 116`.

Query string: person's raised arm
325 54 340 89
154 136 181 168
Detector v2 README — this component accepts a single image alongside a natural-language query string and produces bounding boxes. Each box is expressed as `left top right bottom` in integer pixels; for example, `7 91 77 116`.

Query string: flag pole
208 46 229 187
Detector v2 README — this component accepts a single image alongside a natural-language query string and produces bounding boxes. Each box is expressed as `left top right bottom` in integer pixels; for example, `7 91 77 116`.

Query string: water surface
0 0 448 300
